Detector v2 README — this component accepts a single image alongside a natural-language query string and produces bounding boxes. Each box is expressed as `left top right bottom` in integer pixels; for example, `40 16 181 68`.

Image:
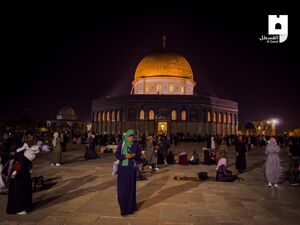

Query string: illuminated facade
47 105 85 132
92 37 238 136
252 120 277 136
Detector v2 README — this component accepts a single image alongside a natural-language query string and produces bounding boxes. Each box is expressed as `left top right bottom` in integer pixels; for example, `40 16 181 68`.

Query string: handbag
112 141 124 177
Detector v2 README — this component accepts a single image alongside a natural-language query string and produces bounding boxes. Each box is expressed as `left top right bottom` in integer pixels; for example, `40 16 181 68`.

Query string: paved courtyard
0 143 299 225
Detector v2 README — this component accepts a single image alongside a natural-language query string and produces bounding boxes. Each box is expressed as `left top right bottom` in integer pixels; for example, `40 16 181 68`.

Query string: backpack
197 172 209 181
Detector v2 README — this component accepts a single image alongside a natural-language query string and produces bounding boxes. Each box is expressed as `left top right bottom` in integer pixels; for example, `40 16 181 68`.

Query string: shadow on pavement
33 175 116 210
137 177 202 210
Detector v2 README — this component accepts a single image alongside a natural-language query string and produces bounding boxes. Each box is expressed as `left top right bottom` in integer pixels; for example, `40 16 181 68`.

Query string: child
12 136 39 176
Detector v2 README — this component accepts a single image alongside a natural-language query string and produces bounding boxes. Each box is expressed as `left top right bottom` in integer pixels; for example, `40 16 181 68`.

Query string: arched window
213 112 216 123
275 23 281 29
169 83 174 92
228 114 231 124
145 84 149 93
171 110 177 120
139 110 145 120
207 111 211 122
149 110 155 120
102 111 105 122
181 86 185 94
181 110 187 121
218 113 222 123
156 84 161 93
106 111 110 122
116 110 120 122
111 111 115 122
97 112 101 122
223 113 227 124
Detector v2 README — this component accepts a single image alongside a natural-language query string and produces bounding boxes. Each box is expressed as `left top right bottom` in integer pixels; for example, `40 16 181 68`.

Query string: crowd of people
0 129 300 216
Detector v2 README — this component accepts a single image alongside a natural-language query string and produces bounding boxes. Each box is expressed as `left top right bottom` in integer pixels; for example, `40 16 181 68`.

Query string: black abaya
7 153 32 214
115 141 140 216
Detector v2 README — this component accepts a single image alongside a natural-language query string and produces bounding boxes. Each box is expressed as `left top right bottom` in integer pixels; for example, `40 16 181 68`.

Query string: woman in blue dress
115 129 140 216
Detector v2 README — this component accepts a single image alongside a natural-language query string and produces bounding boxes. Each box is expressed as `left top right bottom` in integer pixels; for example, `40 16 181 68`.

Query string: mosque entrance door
158 122 168 135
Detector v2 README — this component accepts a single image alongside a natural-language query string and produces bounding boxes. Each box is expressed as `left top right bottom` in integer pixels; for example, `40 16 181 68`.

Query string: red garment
178 153 188 165
14 162 22 172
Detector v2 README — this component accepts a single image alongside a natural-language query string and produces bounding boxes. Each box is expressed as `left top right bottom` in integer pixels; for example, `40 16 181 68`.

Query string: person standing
115 129 140 216
6 136 37 215
246 135 252 152
145 135 154 166
159 136 169 165
265 137 280 187
51 132 63 166
235 135 247 173
61 132 68 152
84 131 99 160
211 136 216 152
0 137 8 192
145 135 159 171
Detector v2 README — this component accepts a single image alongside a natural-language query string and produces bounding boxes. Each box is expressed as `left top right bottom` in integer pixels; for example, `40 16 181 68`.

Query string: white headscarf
52 132 59 147
211 136 216 150
216 157 227 171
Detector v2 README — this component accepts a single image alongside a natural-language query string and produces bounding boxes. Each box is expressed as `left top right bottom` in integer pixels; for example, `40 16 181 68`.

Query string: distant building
289 127 300 137
243 122 256 135
91 37 239 136
47 105 85 133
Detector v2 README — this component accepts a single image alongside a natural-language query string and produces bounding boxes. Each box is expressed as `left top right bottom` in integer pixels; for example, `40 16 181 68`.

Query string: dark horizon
1 5 298 130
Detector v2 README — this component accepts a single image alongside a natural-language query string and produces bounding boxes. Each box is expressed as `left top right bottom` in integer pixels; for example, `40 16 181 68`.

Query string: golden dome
134 49 194 82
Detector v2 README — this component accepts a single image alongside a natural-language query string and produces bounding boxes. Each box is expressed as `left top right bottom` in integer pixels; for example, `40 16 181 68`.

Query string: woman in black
6 150 32 214
235 135 247 173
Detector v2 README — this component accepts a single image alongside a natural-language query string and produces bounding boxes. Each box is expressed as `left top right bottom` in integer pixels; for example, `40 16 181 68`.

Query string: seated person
203 148 216 165
210 150 217 164
178 150 188 165
189 150 200 165
41 141 50 152
166 150 175 164
216 157 239 182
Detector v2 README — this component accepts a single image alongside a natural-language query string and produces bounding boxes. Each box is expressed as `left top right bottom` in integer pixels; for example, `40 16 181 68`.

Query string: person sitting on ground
210 150 217 164
178 150 188 165
216 157 239 182
166 150 175 164
189 150 200 165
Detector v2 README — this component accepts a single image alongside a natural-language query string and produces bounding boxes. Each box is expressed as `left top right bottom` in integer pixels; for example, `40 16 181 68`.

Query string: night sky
1 4 298 130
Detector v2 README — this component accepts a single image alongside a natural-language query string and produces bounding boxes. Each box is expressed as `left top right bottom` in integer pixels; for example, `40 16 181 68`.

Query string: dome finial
162 35 167 48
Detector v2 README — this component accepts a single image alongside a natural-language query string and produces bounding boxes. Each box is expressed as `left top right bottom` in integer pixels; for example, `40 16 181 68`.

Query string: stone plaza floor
0 142 300 225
